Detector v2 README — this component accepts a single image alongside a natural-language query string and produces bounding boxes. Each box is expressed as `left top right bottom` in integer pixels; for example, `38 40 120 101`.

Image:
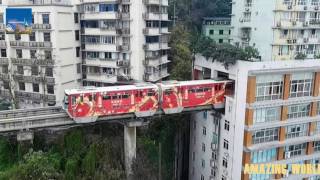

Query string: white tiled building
0 0 170 108
231 0 320 61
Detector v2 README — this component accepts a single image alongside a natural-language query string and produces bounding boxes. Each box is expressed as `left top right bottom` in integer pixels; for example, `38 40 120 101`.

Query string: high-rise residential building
231 0 320 61
202 17 232 44
79 0 170 86
190 56 320 180
0 0 82 108
0 0 171 108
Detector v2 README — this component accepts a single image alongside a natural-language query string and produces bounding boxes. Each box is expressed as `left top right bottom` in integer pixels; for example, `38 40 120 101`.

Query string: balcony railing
116 60 130 67
8 0 71 6
0 73 10 81
32 24 52 30
13 75 55 84
14 91 56 102
0 58 9 65
11 58 55 66
10 41 52 48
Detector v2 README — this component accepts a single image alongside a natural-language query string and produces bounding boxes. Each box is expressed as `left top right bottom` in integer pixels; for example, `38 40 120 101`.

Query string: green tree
82 144 97 177
295 53 307 60
0 138 15 170
64 157 79 180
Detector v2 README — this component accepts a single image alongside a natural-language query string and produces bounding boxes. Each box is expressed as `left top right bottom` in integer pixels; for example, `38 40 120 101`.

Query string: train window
64 94 69 105
135 92 139 97
103 95 111 100
196 88 203 93
72 96 76 105
122 94 129 99
112 95 118 99
89 95 92 101
80 95 83 103
204 87 211 92
140 91 143 97
165 90 172 95
147 91 155 96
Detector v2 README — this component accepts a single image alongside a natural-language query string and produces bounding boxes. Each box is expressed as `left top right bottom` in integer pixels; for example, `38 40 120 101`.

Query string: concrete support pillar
124 125 136 179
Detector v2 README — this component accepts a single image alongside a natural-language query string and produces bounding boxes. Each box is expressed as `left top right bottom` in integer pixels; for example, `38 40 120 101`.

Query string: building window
1 49 6 57
203 111 207 119
17 66 24 75
15 34 21 41
30 50 36 59
229 29 231 35
31 66 38 76
209 29 214 35
102 36 115 44
285 123 308 139
47 85 54 94
45 67 53 77
224 120 230 131
251 148 277 163
87 51 99 59
76 47 80 57
219 39 223 43
3 81 9 89
33 83 39 92
222 157 228 168
256 74 283 101
315 122 320 134
19 82 25 91
314 141 320 152
75 30 79 41
203 126 206 135
201 174 204 180
43 32 51 42
219 30 223 35
201 159 205 168
253 107 281 124
42 14 50 24
202 143 205 152
44 51 52 59
74 13 79 23
287 103 311 119
222 176 226 180
77 64 81 74
284 143 307 159
16 49 22 58
104 52 112 59
252 127 279 144
223 139 229 150
193 120 196 129
192 152 195 161
29 32 36 41
290 72 314 98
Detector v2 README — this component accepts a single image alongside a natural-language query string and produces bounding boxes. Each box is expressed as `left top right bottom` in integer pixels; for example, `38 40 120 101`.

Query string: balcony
32 24 52 30
143 12 168 21
81 12 119 20
11 58 55 66
143 43 161 51
13 75 55 85
119 13 131 20
143 0 168 6
14 91 56 102
10 41 52 49
0 40 6 47
8 0 71 6
85 73 117 83
116 60 130 67
117 45 130 52
85 43 118 52
116 28 130 36
0 58 9 65
119 0 131 4
0 73 9 81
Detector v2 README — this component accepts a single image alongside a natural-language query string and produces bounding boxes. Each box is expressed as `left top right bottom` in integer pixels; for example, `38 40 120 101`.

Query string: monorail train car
64 79 231 123
63 83 159 123
158 80 229 114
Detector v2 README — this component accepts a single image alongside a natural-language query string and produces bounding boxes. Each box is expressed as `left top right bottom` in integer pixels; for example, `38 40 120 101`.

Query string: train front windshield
63 93 69 109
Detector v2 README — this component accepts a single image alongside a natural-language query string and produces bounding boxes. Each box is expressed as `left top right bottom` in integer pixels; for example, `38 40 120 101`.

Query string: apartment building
79 0 170 86
202 17 232 44
190 56 320 180
0 0 82 108
231 0 320 61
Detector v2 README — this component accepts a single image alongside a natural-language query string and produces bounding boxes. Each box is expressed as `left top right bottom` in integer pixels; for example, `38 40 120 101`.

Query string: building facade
78 0 170 86
190 55 320 180
202 17 232 44
0 0 171 108
0 0 82 108
231 0 320 61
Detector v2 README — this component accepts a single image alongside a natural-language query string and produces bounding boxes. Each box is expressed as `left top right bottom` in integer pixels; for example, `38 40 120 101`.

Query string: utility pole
158 142 162 180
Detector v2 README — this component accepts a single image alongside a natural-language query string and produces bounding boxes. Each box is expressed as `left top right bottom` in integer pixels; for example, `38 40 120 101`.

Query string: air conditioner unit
290 45 294 50
239 18 244 23
276 22 281 27
303 21 309 27
315 6 319 10
292 21 297 25
245 7 250 11
304 38 309 43
287 39 292 43
293 39 297 43
288 5 292 9
304 6 308 10
285 151 291 159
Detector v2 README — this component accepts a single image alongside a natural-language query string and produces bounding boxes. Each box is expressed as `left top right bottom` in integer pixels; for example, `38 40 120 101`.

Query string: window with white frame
290 72 314 98
284 143 307 159
283 0 293 5
285 123 308 139
256 74 283 101
297 0 307 5
101 36 115 44
314 141 320 152
252 128 279 144
316 122 320 134
202 126 206 135
222 157 228 168
287 103 311 119
202 143 205 152
311 0 320 6
253 107 281 124
224 120 230 131
201 159 205 168
251 148 277 163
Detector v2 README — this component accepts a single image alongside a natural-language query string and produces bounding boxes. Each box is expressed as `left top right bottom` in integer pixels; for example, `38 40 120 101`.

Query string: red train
63 80 231 123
